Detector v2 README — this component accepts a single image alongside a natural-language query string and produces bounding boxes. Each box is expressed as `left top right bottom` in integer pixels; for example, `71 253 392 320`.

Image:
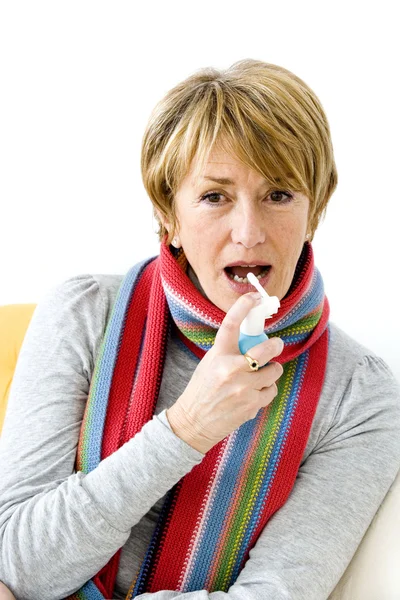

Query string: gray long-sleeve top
1 270 400 600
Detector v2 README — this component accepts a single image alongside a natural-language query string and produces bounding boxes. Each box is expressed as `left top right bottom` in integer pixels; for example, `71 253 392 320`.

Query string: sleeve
0 275 204 600
135 355 400 600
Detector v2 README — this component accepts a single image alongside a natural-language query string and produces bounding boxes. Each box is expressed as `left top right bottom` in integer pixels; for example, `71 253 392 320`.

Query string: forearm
0 412 204 600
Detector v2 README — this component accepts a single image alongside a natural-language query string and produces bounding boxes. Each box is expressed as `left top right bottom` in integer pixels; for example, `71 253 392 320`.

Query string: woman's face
163 146 310 313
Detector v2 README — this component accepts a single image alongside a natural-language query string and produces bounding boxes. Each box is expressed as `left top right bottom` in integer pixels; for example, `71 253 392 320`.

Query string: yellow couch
1 303 400 598
0 304 36 436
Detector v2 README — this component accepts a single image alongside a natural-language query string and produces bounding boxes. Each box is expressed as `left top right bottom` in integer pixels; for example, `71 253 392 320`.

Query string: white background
1 1 399 379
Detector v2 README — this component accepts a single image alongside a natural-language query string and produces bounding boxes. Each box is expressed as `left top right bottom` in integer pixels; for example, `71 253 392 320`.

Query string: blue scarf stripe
187 423 255 587
76 580 107 599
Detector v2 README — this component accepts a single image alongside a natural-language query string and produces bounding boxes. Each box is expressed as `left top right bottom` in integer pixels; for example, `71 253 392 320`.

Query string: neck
187 263 210 301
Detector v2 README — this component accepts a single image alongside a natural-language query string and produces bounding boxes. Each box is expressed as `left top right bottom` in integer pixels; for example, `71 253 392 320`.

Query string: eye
199 190 293 205
200 191 224 204
270 190 293 203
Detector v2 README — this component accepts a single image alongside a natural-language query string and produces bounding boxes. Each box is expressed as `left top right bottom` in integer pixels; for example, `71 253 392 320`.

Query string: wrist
166 406 211 455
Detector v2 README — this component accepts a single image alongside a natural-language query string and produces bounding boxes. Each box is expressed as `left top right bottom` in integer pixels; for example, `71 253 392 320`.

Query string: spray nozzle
239 272 280 336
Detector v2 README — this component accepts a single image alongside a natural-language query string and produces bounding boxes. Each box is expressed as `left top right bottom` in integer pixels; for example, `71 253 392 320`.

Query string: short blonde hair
141 59 338 244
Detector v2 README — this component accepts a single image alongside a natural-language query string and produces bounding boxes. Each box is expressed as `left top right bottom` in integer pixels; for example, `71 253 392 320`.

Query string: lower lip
223 267 272 293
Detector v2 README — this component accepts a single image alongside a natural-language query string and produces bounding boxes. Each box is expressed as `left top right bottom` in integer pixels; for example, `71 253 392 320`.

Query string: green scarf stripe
274 308 322 338
179 327 217 345
214 360 297 587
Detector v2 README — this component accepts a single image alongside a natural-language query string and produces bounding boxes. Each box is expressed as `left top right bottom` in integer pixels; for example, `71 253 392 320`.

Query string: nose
230 200 266 248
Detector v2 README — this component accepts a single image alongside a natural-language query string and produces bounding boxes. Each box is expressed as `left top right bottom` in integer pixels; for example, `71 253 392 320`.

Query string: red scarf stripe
101 261 157 457
162 248 225 324
125 262 170 442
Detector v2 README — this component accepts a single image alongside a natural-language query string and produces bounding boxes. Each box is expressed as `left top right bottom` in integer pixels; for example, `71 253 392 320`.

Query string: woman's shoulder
302 321 400 469
327 320 390 372
326 321 400 411
91 273 124 317
29 273 125 374
46 272 124 317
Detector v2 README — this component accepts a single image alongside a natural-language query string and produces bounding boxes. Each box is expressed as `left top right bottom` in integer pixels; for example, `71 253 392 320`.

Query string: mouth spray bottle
238 272 281 368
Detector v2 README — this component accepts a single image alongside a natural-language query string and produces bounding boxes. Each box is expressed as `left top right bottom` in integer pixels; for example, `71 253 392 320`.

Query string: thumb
214 292 262 355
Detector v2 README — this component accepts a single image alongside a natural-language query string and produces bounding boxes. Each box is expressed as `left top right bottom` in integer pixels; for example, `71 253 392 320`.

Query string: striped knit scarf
67 236 330 599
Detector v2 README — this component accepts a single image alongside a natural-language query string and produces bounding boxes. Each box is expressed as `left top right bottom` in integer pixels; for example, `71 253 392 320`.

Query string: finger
257 361 284 385
239 337 284 371
259 337 285 365
239 356 283 388
246 384 278 420
259 382 279 408
214 292 262 354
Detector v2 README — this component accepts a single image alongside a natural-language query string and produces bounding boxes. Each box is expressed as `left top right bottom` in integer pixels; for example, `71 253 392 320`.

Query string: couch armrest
329 465 400 599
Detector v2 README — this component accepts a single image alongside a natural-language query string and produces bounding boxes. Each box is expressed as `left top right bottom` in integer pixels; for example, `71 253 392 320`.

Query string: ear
154 209 181 246
155 208 171 232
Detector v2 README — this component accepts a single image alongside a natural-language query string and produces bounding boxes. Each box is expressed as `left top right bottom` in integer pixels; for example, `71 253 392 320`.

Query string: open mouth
224 265 271 284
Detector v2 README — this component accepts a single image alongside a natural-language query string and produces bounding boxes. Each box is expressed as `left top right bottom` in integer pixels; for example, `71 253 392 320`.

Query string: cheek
181 212 212 241
184 218 219 249
273 222 305 271
277 216 305 244
274 222 297 251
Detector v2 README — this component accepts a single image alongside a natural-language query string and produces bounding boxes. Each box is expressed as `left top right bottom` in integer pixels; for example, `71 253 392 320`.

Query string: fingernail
248 292 262 302
275 338 285 353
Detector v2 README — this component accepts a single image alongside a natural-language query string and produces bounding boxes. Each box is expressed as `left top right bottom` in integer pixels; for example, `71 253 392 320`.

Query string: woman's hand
167 292 284 454
0 582 16 600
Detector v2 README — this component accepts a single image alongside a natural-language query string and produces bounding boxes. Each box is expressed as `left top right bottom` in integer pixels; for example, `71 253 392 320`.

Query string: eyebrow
202 175 282 185
202 176 235 185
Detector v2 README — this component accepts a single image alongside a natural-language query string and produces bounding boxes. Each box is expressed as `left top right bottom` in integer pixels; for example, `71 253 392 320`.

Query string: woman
1 59 400 600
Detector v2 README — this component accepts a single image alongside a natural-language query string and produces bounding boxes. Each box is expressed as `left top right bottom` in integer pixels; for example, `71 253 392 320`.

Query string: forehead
188 147 291 188
201 146 241 167
188 147 255 186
